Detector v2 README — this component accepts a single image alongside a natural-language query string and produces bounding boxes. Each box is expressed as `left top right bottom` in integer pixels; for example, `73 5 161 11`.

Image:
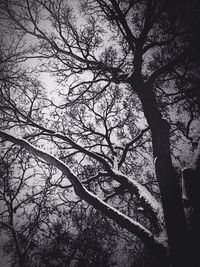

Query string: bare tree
0 149 60 267
0 0 200 266
33 206 117 267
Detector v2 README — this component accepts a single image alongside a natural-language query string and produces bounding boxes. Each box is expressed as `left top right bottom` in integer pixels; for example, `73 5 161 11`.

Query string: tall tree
0 0 199 266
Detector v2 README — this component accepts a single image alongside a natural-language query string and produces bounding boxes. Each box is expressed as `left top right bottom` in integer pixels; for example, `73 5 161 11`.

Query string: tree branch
0 130 166 251
118 126 150 168
145 50 190 85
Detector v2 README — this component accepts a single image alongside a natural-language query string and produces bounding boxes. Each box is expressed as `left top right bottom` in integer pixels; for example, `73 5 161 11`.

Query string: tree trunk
135 83 190 267
183 166 200 266
152 120 189 267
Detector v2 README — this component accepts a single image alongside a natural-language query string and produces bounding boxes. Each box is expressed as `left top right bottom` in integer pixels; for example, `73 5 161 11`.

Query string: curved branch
22 117 164 225
27 122 163 224
0 130 166 252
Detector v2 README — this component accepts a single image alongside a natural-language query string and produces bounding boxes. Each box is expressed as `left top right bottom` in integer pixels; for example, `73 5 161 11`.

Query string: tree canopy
0 1 200 266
